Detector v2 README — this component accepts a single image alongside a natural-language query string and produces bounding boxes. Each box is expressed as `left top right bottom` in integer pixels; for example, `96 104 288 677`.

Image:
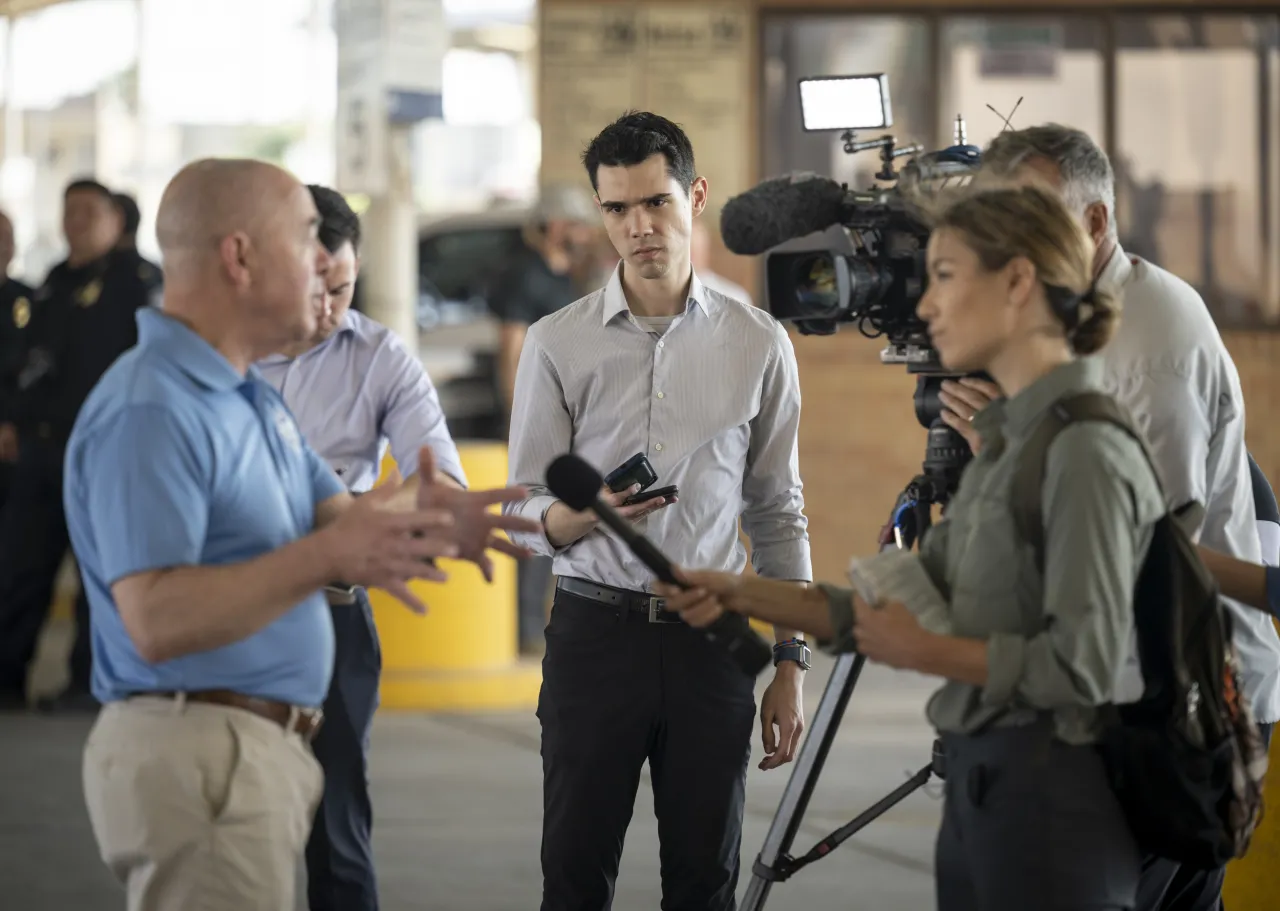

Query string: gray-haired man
938 123 1280 911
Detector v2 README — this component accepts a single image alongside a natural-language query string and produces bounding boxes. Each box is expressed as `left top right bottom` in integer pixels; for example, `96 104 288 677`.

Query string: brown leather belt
133 690 324 741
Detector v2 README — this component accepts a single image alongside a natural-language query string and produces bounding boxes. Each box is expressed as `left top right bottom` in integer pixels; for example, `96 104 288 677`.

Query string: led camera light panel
799 74 892 132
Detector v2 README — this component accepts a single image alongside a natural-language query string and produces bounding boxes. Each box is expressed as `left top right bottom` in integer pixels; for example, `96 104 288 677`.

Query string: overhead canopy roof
0 0 71 15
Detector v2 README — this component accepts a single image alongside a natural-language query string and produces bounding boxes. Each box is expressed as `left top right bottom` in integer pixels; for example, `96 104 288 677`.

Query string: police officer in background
0 209 35 508
0 178 161 712
489 184 598 655
112 191 141 252
257 184 479 911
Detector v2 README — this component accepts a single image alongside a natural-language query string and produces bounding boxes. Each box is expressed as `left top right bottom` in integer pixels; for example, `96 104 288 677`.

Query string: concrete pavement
1 627 943 910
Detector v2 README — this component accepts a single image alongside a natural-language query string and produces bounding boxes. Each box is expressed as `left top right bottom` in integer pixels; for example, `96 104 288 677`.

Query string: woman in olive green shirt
657 184 1164 911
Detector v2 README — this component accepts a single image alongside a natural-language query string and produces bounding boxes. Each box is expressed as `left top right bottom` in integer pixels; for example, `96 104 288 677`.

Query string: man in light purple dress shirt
257 185 468 911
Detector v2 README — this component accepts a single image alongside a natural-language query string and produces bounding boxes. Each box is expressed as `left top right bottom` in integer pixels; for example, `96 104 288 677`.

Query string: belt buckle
297 707 324 741
648 597 677 624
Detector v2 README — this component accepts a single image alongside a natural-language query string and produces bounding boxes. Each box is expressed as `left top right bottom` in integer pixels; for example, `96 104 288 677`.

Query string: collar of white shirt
1096 242 1135 296
599 261 723 326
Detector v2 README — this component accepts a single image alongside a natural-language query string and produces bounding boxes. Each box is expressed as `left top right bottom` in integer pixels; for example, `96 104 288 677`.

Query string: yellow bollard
367 441 542 712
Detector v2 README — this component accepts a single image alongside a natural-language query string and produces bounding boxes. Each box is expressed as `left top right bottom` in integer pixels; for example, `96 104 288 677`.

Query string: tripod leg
740 651 867 911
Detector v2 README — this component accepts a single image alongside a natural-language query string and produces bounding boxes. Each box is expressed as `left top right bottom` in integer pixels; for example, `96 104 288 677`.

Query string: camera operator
935 124 1280 911
659 183 1156 911
503 111 812 911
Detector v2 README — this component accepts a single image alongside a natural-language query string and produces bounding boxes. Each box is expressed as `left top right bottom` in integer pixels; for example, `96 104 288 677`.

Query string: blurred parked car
415 207 529 332
411 207 530 440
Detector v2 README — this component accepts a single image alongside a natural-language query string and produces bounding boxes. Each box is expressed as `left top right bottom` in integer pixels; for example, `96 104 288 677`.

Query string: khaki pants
82 695 324 911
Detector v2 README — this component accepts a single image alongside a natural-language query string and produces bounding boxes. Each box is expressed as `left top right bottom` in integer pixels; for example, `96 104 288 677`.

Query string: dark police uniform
0 276 36 509
0 248 161 705
488 243 579 651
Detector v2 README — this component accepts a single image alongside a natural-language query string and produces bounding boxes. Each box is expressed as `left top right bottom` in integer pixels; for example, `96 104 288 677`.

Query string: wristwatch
773 638 812 670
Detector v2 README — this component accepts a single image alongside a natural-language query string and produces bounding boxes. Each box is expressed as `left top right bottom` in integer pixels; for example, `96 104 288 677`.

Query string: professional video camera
723 75 985 910
721 74 980 356
721 73 984 508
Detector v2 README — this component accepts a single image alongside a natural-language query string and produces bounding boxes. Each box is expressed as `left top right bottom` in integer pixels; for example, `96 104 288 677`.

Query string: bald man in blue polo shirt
63 158 538 911
257 184 469 911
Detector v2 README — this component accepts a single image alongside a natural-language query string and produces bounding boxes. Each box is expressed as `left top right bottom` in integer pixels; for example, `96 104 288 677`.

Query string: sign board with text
538 3 752 207
336 0 446 194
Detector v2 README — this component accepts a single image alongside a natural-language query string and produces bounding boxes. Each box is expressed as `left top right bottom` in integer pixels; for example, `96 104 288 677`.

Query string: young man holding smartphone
257 185 535 911
504 111 813 911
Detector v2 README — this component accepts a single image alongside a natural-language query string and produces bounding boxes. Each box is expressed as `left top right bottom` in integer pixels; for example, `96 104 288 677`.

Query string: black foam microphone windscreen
719 172 849 256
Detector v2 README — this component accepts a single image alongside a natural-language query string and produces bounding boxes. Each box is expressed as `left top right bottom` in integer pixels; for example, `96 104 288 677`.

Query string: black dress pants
935 718 1141 911
1134 721 1274 911
305 590 383 911
538 589 757 911
0 437 91 699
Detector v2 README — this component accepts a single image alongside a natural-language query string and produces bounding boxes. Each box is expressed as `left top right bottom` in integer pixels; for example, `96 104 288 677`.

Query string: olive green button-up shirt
835 357 1166 745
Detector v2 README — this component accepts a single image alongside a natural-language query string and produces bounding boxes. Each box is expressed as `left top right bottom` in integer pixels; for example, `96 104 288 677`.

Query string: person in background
0 178 159 714
0 210 35 506
690 218 753 307
257 184 473 911
112 192 141 253
489 184 598 655
112 191 163 299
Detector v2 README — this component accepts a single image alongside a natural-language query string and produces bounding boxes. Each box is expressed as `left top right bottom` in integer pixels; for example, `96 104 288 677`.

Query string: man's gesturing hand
414 445 541 582
324 479 460 615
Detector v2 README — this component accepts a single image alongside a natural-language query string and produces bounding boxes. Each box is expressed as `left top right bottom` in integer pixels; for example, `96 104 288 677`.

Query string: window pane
760 15 933 189
1115 15 1280 327
939 17 1105 153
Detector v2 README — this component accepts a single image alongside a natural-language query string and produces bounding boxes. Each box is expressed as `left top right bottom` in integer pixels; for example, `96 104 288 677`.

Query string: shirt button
656 391 664 399
657 340 665 348
654 443 664 452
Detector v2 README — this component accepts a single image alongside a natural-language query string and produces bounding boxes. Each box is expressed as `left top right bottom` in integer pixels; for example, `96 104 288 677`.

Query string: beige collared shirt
503 262 812 592
1096 245 1280 722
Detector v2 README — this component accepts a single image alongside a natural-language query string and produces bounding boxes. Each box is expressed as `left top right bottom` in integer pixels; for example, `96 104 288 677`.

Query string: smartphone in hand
623 484 678 506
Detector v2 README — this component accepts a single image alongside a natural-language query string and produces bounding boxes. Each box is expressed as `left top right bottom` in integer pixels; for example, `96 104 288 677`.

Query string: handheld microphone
719 172 850 256
545 453 774 676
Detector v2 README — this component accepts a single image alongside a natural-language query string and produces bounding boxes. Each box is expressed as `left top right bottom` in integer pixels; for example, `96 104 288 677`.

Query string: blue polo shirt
63 308 346 706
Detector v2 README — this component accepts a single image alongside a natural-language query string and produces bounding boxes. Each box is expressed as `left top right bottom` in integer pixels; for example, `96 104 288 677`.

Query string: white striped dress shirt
503 263 812 593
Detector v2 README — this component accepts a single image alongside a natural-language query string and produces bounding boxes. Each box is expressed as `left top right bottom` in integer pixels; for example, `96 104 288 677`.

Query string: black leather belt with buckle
556 576 682 623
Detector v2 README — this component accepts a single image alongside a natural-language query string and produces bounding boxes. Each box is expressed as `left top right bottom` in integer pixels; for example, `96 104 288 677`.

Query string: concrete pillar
359 124 417 347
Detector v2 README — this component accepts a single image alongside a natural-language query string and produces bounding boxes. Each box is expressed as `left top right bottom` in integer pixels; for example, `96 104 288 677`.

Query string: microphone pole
545 454 774 677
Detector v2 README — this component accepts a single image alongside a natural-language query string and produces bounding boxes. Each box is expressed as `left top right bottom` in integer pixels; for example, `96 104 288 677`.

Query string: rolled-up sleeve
503 326 572 556
741 322 811 582
378 335 468 488
983 424 1151 710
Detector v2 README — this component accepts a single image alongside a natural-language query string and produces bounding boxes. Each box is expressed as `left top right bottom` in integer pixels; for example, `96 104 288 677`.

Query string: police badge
77 279 102 307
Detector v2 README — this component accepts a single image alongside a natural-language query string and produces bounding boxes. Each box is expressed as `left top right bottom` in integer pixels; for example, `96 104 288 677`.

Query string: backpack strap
1011 392 1159 573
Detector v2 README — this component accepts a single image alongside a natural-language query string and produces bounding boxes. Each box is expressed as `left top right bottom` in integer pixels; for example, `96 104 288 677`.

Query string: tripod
740 379 971 910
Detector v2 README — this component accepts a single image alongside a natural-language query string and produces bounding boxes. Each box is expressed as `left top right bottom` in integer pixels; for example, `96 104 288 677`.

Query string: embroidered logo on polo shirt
272 406 303 455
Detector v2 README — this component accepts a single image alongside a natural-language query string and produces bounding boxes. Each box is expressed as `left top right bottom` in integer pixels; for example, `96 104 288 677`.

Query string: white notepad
846 549 953 636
